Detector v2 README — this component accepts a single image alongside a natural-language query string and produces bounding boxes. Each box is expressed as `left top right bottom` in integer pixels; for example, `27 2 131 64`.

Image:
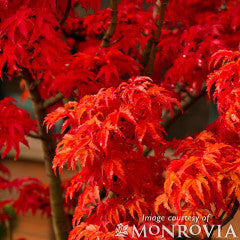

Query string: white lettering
217 225 222 238
203 224 215 238
149 225 160 235
132 225 147 238
162 225 175 238
178 225 190 238
224 224 237 238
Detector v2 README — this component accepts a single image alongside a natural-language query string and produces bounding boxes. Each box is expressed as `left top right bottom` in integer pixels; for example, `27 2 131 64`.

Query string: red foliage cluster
159 0 240 94
0 97 36 159
158 131 240 226
207 49 240 135
1 0 240 239
0 162 50 223
1 0 240 98
45 77 179 238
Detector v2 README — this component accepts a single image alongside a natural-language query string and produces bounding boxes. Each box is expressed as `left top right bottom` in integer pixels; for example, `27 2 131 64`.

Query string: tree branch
22 68 70 240
43 93 64 109
144 0 169 76
143 87 207 157
141 34 154 71
5 219 12 240
206 199 239 240
222 199 239 227
28 132 43 140
60 0 72 26
161 86 207 130
101 0 118 48
221 199 239 227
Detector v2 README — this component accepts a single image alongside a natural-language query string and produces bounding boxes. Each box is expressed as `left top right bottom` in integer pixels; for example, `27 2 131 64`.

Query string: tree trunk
23 69 69 240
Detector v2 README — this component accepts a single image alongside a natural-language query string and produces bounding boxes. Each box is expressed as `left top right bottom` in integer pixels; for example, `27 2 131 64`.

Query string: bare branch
43 93 64 109
101 0 118 48
60 0 72 26
161 86 207 130
28 132 43 140
206 199 239 240
144 86 207 157
109 35 123 46
221 200 239 227
22 68 70 240
141 35 154 71
144 0 169 76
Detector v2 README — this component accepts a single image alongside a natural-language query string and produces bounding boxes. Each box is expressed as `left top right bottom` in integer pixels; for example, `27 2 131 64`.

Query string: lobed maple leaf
157 130 240 228
0 162 53 222
13 179 51 216
3 1 240 240
207 48 240 137
0 97 36 159
45 77 180 175
45 76 179 236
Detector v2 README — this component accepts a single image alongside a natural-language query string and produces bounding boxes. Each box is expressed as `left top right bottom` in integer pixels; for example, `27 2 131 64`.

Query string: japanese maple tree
1 0 240 240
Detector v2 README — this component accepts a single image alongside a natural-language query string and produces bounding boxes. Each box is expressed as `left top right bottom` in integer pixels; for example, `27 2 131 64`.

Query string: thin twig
206 199 239 240
221 200 239 227
141 35 154 71
101 0 118 47
109 35 123 46
218 200 233 222
60 0 72 26
144 0 169 76
161 86 207 130
43 93 64 109
144 86 207 157
5 220 12 240
28 132 43 140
